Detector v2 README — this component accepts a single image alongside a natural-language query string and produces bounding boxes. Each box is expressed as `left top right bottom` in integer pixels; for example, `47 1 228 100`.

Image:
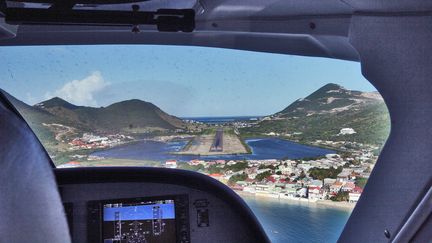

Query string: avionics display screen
102 199 176 243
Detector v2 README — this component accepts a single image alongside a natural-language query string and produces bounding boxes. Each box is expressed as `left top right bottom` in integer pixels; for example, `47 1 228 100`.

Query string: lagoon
91 137 334 162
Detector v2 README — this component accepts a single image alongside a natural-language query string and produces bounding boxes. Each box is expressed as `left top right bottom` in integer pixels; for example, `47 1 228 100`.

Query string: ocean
244 195 351 242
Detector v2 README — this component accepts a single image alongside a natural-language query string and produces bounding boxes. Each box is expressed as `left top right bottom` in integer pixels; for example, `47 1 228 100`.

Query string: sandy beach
235 190 355 210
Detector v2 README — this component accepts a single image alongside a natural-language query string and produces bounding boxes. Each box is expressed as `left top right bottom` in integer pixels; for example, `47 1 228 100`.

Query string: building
337 168 354 182
308 186 321 201
165 160 177 168
227 160 237 166
216 160 226 165
280 185 298 199
330 181 344 193
189 159 205 166
309 179 323 187
308 186 328 201
296 187 308 198
277 165 293 175
324 178 337 186
209 173 226 183
349 186 364 203
341 181 356 192
339 128 357 135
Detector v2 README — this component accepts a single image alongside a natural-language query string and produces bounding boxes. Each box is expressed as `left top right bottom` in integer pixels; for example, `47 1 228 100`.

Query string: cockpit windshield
0 45 390 242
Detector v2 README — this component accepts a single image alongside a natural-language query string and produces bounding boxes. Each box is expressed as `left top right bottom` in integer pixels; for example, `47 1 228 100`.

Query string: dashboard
56 167 269 243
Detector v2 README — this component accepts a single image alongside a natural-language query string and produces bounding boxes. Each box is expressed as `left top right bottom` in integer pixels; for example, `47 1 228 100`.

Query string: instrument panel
56 167 269 243
88 195 189 243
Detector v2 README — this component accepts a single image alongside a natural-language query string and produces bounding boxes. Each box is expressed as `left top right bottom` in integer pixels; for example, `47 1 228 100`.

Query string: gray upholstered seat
0 97 71 243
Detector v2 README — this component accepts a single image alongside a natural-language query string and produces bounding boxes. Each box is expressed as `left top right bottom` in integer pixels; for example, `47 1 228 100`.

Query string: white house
339 128 356 135
337 168 353 182
165 160 177 168
330 181 344 193
296 187 308 198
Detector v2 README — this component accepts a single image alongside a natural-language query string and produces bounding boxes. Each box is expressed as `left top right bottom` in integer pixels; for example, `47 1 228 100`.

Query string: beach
236 190 355 210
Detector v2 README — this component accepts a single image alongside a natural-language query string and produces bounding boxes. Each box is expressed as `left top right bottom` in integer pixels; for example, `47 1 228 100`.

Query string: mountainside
34 97 186 133
2 91 186 136
35 97 79 110
1 91 187 165
2 91 55 128
241 83 390 146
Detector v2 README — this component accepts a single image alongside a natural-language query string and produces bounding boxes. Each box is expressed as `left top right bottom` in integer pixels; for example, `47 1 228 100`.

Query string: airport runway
210 129 223 152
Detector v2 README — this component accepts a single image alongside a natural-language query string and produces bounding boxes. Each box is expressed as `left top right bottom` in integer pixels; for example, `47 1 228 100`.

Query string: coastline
84 135 335 162
316 200 355 210
235 190 355 211
240 134 340 152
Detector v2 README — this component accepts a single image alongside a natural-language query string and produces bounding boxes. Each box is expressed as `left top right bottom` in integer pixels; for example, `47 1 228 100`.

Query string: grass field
76 158 162 167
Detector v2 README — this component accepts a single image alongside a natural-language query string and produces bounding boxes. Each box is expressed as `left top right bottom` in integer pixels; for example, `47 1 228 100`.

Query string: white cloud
45 71 109 106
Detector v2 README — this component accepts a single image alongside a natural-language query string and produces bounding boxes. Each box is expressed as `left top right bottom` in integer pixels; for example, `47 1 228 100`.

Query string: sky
0 45 374 117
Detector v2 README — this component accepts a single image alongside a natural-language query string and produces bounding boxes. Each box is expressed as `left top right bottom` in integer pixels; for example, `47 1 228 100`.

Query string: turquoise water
244 195 351 243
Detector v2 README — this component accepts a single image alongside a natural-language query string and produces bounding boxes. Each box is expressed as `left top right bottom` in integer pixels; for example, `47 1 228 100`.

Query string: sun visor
3 0 199 11
1 0 197 33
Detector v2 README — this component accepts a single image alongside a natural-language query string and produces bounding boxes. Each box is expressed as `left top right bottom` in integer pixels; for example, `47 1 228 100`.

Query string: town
54 122 376 207
68 133 134 150
163 139 377 207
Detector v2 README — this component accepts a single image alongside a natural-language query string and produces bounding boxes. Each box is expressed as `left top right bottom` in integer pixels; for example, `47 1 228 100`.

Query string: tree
178 163 204 172
330 191 349 202
356 177 368 189
255 171 272 181
298 170 306 179
227 161 248 172
207 165 222 174
309 166 342 180
228 173 248 185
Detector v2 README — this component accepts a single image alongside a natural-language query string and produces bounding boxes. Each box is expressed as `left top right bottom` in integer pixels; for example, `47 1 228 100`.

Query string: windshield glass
0 45 390 242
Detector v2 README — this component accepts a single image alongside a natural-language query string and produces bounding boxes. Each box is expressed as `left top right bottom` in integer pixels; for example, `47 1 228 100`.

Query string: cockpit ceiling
6 0 431 19
4 0 353 16
1 0 432 61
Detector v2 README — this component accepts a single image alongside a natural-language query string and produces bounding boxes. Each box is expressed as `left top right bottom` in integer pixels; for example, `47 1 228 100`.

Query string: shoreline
240 134 340 153
85 135 334 161
235 191 355 211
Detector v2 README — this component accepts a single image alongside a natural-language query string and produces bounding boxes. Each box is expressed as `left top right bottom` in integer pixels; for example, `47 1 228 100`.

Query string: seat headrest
0 95 71 243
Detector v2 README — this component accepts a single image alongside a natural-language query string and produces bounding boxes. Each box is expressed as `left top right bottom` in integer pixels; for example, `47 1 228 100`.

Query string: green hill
241 83 391 146
1 90 64 154
2 91 187 136
35 97 79 110
1 91 187 165
34 97 186 133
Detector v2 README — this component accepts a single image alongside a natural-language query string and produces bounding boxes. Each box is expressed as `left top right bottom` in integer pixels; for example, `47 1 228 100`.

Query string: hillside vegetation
31 97 186 133
1 90 188 161
241 83 390 146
